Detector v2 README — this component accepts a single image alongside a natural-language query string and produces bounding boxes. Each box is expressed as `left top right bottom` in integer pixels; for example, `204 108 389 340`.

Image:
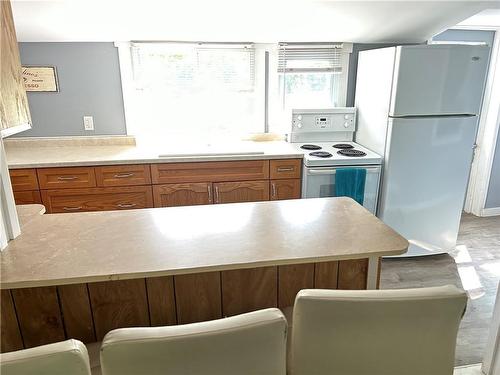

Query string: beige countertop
5 139 303 169
1 197 408 289
16 204 45 228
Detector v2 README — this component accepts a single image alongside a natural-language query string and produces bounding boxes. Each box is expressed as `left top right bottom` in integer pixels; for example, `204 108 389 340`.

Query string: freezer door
390 45 489 116
379 116 477 256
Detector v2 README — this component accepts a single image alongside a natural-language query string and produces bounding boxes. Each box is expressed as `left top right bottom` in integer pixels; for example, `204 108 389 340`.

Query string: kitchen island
0 197 408 352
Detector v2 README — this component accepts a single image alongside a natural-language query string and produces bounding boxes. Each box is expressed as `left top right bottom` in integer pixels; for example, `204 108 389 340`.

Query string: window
125 42 263 142
118 42 350 140
268 43 351 133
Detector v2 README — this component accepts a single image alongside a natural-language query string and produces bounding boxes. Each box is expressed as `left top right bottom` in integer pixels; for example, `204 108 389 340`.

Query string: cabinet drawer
13 190 42 205
9 169 39 191
270 159 302 179
95 165 151 187
41 187 153 213
151 160 269 184
38 167 96 189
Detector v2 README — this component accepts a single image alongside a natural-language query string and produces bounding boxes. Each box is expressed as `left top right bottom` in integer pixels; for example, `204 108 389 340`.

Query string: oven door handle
307 167 380 175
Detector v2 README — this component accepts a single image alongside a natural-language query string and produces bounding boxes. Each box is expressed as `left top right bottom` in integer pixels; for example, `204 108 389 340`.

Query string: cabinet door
41 186 153 213
1 0 32 137
213 180 269 204
153 183 212 208
270 179 301 200
13 190 42 205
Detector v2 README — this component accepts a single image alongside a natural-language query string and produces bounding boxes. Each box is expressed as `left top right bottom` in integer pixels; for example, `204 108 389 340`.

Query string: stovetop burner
333 143 354 149
301 144 322 150
337 149 367 157
309 151 333 158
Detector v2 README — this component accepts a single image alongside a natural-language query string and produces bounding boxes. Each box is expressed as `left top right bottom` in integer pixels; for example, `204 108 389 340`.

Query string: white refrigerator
355 44 489 257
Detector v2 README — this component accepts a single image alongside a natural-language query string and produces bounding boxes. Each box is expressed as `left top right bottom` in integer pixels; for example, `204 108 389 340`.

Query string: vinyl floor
381 213 500 366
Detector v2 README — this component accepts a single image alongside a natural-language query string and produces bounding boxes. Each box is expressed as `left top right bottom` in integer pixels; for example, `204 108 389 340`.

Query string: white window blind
267 43 351 133
277 43 344 73
132 43 255 91
129 42 262 141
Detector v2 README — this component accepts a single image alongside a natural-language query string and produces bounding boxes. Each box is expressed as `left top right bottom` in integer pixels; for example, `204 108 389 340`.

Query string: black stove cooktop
337 149 367 157
309 151 333 158
301 144 322 150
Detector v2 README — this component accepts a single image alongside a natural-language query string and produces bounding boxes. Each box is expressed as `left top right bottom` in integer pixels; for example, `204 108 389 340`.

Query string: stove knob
297 115 302 120
344 122 350 128
297 123 302 128
344 114 351 120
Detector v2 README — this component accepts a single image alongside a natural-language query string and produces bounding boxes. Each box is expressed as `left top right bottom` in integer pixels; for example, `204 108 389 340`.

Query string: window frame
116 41 351 139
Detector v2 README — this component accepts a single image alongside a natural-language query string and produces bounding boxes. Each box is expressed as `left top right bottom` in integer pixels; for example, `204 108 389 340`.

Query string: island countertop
1 198 408 289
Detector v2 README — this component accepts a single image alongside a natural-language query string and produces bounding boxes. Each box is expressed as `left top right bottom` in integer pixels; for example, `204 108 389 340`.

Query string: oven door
302 165 381 214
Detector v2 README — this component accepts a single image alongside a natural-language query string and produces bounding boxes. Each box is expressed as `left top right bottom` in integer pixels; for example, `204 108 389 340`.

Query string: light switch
83 116 94 131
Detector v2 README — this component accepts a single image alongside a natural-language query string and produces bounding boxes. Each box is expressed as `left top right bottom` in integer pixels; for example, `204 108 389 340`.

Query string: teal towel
335 168 367 205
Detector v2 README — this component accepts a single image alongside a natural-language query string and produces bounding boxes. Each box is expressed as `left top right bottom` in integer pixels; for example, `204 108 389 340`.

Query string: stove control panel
292 108 356 133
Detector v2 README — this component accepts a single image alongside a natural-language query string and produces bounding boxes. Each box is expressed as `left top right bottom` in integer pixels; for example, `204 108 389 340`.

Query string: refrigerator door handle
389 114 476 119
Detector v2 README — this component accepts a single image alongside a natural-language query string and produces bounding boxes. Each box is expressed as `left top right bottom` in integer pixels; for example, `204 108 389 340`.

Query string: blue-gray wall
433 29 499 209
17 42 126 137
18 41 381 136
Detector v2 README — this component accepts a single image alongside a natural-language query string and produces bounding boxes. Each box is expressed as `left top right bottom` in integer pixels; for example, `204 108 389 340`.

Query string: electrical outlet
83 116 94 131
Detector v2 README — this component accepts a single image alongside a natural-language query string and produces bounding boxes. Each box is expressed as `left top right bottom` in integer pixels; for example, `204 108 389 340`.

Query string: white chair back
100 308 287 375
0 339 91 375
291 285 467 375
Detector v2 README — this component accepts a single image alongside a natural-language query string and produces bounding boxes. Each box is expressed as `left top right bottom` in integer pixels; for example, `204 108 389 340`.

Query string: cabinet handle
63 206 82 211
272 183 277 198
277 167 294 172
214 186 220 203
58 176 78 181
116 203 137 209
207 184 213 203
114 173 134 178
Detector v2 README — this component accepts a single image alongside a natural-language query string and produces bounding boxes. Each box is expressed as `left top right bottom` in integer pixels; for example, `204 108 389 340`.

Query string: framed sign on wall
22 66 59 92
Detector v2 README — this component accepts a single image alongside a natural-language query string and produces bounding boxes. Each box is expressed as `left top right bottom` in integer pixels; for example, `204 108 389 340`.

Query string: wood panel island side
0 197 408 352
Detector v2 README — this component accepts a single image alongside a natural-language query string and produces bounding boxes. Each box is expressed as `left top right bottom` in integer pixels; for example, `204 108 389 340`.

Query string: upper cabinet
0 0 31 138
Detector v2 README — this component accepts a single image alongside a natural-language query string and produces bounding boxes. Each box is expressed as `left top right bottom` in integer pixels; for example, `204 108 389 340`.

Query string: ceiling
12 0 500 43
458 8 500 26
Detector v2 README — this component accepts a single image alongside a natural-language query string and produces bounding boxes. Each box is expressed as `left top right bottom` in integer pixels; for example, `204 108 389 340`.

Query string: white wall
0 138 20 250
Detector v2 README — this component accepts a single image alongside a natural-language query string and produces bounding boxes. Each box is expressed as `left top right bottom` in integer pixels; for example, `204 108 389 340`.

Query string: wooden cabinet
95 164 151 187
151 160 269 184
41 186 153 213
153 183 211 207
9 169 39 191
9 158 303 212
13 190 42 205
270 159 301 179
270 179 301 200
213 180 269 204
10 169 41 204
0 0 31 138
37 167 96 190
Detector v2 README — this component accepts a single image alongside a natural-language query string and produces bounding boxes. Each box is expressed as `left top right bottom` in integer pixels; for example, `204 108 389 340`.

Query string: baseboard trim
482 207 500 217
